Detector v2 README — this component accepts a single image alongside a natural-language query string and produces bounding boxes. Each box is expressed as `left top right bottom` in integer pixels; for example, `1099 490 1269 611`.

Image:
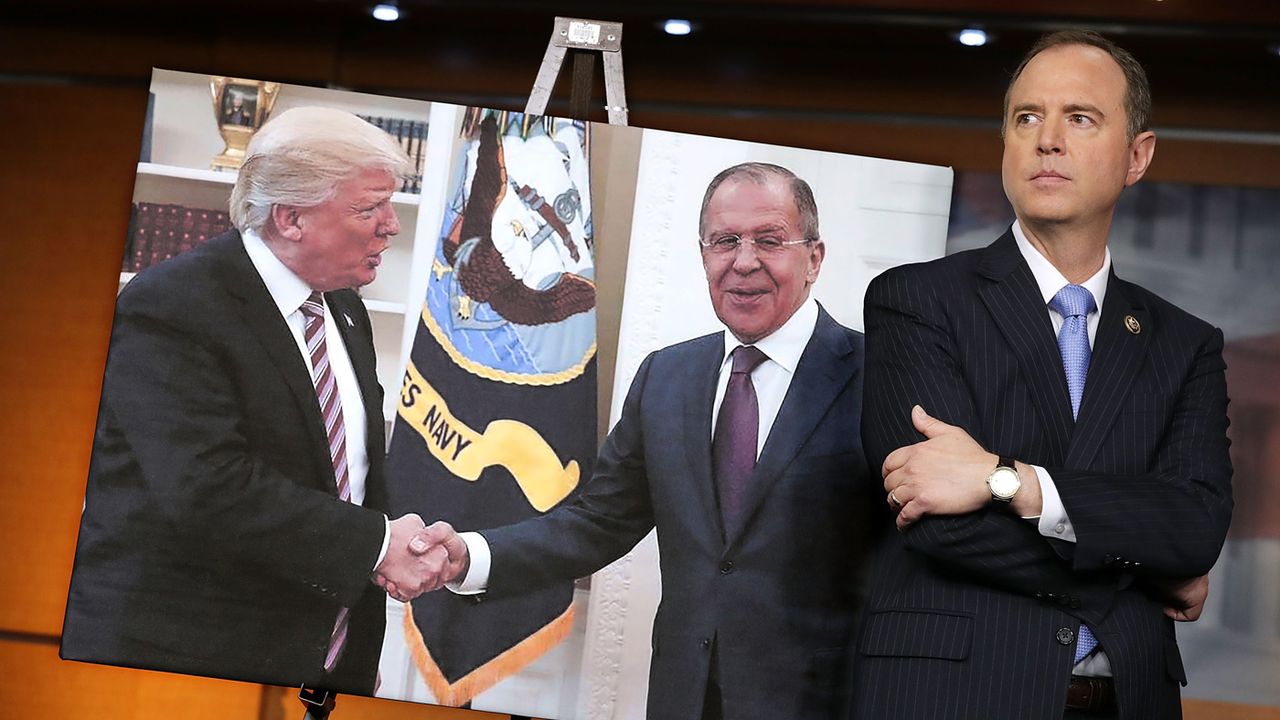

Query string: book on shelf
358 114 427 194
123 202 233 273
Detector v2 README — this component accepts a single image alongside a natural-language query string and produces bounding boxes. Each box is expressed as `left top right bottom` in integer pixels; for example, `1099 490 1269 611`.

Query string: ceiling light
958 28 988 47
663 19 693 36
372 3 400 22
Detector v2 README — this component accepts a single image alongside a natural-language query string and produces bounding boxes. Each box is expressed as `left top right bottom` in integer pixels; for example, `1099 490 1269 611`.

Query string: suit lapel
1065 274 1150 469
725 308 856 549
214 232 335 493
683 335 728 543
977 231 1073 461
327 292 382 432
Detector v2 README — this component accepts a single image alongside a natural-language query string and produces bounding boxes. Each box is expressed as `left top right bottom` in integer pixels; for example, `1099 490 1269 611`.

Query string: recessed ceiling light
958 28 989 47
372 3 400 22
663 19 693 36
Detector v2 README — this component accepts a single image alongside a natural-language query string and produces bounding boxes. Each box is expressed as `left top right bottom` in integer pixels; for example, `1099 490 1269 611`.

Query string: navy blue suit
854 230 1233 720
484 306 874 720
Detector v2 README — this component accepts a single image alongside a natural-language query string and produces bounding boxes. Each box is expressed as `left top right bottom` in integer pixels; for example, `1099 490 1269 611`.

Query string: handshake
372 514 471 603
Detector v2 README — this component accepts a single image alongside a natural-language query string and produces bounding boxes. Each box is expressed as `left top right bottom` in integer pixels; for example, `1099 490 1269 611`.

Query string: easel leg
569 50 596 119
601 51 628 125
527 43 568 117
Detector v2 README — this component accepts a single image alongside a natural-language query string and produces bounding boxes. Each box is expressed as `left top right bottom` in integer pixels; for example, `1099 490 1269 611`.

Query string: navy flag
385 108 596 706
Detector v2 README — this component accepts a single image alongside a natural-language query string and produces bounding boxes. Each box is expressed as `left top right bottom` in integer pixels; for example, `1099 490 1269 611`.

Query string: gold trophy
209 77 280 171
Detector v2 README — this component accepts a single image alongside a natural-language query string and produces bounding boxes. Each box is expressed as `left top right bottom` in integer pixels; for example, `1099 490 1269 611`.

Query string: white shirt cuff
1074 646 1113 677
446 531 491 595
1033 465 1077 543
373 515 391 572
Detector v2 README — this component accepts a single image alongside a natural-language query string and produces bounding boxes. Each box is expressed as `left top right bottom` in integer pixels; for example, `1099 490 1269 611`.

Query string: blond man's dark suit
63 231 389 694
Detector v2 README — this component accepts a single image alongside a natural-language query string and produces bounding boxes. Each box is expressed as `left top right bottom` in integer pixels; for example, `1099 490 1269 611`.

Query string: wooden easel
526 16 629 125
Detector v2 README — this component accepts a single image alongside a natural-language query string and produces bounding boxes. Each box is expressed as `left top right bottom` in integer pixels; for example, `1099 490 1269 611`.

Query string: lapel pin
1124 315 1141 334
344 313 355 328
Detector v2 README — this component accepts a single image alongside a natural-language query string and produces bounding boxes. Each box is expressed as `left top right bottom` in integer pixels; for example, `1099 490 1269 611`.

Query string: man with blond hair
63 107 460 694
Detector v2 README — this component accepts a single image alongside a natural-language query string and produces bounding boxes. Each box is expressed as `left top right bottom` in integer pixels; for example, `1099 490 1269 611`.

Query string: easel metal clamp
298 685 336 720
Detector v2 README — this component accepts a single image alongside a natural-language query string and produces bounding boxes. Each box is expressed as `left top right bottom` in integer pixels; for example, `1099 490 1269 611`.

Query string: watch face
988 466 1021 499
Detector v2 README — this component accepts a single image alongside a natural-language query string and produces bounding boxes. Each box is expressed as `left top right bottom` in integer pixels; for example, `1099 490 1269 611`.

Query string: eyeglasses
698 233 815 255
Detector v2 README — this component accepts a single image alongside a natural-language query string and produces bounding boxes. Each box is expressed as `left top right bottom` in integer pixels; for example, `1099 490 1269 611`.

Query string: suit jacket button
700 638 712 650
720 560 735 574
1056 627 1075 646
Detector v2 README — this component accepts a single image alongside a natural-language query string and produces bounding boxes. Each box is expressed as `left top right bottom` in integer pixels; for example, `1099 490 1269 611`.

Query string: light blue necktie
1049 284 1099 663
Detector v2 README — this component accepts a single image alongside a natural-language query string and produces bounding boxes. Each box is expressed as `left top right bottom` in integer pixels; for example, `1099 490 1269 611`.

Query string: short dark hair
1002 30 1152 142
698 162 820 242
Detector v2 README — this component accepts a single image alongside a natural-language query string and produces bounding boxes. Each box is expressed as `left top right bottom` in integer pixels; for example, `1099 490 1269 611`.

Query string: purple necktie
713 345 768 528
301 292 353 674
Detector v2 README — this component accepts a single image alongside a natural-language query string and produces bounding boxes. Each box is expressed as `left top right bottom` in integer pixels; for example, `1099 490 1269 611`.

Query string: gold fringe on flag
403 600 577 707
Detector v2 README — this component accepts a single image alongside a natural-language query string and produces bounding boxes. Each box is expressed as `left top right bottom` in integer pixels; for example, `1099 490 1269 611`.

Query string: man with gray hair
420 162 875 720
62 107 462 695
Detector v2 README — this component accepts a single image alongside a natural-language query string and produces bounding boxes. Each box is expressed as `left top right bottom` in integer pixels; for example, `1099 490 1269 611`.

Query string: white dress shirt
242 228 390 569
1012 220 1112 676
450 296 822 594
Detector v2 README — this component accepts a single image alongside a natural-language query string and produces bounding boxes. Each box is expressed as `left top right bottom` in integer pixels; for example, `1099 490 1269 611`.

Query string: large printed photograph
58 69 952 718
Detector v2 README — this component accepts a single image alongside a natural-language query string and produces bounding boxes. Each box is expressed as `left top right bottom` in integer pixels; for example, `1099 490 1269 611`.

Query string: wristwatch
986 455 1021 503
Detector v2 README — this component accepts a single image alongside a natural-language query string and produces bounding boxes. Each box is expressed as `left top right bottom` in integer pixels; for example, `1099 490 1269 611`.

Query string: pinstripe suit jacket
851 230 1233 720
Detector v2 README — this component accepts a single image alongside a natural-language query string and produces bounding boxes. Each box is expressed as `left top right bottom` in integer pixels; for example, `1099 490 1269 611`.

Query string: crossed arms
861 268 1232 620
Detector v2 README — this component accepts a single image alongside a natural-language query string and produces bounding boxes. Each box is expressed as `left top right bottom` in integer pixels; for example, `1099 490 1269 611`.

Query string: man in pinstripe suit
854 31 1232 720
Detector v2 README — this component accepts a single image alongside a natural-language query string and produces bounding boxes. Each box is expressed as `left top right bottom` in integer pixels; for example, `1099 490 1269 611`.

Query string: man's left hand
1157 574 1210 622
883 405 998 530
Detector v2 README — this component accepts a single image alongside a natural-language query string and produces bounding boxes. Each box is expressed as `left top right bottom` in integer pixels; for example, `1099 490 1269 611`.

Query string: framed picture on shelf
209 75 280 170
218 83 258 127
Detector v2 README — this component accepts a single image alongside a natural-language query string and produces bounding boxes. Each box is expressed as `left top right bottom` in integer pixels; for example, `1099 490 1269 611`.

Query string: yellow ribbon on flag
397 362 580 511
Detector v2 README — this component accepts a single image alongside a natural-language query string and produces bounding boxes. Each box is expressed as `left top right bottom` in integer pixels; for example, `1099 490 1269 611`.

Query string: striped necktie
1049 284 1100 664
301 292 353 673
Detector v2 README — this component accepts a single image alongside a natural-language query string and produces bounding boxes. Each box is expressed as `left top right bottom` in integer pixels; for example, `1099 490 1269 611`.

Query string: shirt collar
241 227 315 318
1011 220 1109 314
720 295 819 375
